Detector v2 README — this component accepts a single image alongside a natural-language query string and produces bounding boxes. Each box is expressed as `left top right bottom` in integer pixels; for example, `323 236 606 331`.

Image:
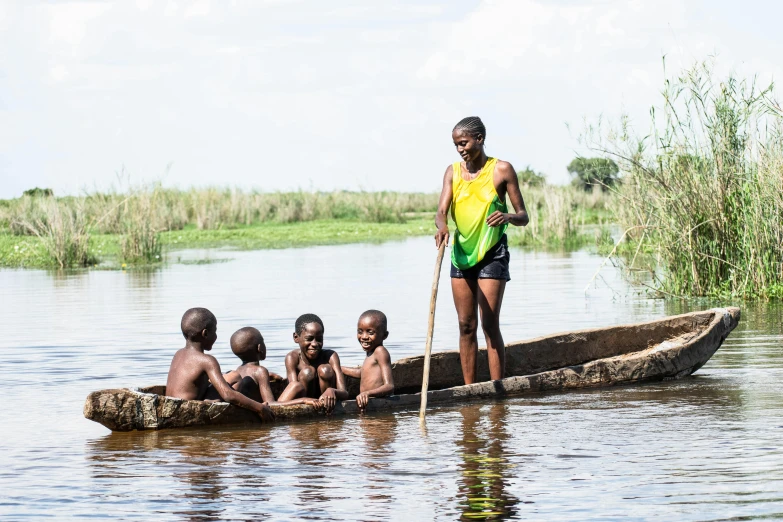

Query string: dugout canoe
84 307 740 432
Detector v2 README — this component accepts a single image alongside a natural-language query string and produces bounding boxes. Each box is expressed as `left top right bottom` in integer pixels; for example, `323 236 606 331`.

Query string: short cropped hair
230 327 263 358
295 313 324 334
181 307 216 340
360 309 387 332
453 116 486 140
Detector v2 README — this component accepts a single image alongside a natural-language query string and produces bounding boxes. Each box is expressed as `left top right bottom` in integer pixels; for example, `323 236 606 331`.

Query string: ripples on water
1 237 781 520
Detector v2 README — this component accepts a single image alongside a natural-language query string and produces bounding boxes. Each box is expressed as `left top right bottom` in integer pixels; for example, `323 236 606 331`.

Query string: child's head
230 327 266 363
357 309 388 353
181 307 217 350
293 313 324 361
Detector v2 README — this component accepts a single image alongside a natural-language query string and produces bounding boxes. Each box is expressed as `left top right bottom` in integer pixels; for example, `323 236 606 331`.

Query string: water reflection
47 267 89 287
124 267 163 289
87 428 275 520
286 420 351 513
3 238 783 520
455 403 521 520
359 413 397 466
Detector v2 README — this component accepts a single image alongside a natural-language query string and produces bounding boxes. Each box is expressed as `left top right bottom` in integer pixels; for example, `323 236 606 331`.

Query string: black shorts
450 234 511 281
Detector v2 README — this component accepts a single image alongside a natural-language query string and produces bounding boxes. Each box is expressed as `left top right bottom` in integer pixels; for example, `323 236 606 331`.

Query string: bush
23 187 54 197
517 166 546 188
567 157 619 191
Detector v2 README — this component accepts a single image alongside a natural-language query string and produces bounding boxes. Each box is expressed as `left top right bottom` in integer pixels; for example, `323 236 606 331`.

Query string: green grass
0 218 435 269
0 234 50 268
162 218 434 250
0 184 618 268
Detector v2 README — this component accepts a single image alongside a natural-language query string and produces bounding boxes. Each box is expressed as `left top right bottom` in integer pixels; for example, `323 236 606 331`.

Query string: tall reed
508 185 609 248
119 186 162 263
592 59 783 298
12 197 96 268
1 189 439 233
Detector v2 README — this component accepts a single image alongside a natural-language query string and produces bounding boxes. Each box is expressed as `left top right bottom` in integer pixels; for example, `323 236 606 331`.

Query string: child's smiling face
294 322 324 361
357 316 387 353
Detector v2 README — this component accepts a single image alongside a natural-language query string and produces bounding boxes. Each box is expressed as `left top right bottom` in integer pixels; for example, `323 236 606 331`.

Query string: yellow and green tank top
451 157 507 270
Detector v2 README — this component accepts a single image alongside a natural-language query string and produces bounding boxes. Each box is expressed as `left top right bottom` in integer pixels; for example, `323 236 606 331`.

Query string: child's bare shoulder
373 345 391 361
249 364 270 379
173 347 212 363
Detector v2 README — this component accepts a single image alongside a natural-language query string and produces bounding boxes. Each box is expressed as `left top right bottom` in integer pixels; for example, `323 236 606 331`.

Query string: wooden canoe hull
83 307 740 431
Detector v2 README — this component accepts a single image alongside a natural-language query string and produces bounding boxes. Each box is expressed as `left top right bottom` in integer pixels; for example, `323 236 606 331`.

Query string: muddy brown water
1 237 781 520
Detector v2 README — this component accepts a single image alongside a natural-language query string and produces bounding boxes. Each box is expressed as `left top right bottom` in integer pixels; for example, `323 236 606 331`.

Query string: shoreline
0 216 612 270
0 218 435 269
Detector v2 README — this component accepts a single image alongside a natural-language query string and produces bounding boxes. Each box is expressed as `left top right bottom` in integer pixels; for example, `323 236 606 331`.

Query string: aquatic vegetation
507 184 612 250
118 187 162 264
0 184 614 268
589 59 783 299
10 197 97 268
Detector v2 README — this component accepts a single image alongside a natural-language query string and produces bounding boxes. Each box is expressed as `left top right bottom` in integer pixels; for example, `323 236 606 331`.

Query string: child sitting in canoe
165 307 274 422
224 326 320 407
277 313 349 412
341 310 395 411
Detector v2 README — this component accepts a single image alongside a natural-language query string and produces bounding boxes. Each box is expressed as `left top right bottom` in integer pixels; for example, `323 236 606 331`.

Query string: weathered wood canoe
84 307 740 431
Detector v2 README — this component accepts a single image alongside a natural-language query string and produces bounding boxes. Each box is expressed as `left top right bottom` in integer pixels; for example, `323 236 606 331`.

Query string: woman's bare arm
487 161 529 227
435 165 454 247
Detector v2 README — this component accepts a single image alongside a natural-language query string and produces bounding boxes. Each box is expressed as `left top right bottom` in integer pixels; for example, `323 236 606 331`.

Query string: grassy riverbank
0 218 437 268
0 186 614 269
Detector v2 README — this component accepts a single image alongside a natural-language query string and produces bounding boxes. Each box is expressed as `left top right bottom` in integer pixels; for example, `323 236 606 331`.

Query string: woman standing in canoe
435 117 529 384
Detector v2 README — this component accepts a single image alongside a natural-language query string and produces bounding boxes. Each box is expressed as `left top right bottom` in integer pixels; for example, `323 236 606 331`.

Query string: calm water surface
1 237 781 520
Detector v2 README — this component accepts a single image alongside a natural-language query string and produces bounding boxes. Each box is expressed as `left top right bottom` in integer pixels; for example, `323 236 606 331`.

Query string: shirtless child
224 326 320 407
165 308 274 421
341 310 394 411
277 313 349 412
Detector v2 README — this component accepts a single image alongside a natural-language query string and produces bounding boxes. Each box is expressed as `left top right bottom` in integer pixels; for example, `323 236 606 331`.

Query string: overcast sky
1 0 782 198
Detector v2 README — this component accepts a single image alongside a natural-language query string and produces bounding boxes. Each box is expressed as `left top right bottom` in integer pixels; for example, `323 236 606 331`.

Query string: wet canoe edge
83 307 740 432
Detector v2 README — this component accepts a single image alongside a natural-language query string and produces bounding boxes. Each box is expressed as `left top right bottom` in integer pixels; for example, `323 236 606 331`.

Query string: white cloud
49 64 69 82
1 0 782 198
46 1 111 54
184 0 210 18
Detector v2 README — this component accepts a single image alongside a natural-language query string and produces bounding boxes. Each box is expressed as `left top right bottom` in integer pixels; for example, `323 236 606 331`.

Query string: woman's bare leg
477 278 506 380
452 277 479 384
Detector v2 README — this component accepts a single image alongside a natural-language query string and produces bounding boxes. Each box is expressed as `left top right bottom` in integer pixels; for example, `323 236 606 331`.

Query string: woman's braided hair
453 116 486 140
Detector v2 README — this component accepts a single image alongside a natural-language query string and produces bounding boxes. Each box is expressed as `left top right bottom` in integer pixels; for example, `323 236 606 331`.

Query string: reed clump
0 189 441 267
11 197 96 268
508 185 611 249
0 189 439 233
0 184 615 268
594 60 783 298
118 187 163 264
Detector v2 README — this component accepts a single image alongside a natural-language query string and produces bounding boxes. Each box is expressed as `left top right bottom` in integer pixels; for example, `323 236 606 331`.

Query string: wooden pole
420 241 446 420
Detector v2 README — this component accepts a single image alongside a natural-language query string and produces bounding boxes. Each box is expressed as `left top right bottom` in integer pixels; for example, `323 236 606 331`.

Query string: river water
1 237 781 520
